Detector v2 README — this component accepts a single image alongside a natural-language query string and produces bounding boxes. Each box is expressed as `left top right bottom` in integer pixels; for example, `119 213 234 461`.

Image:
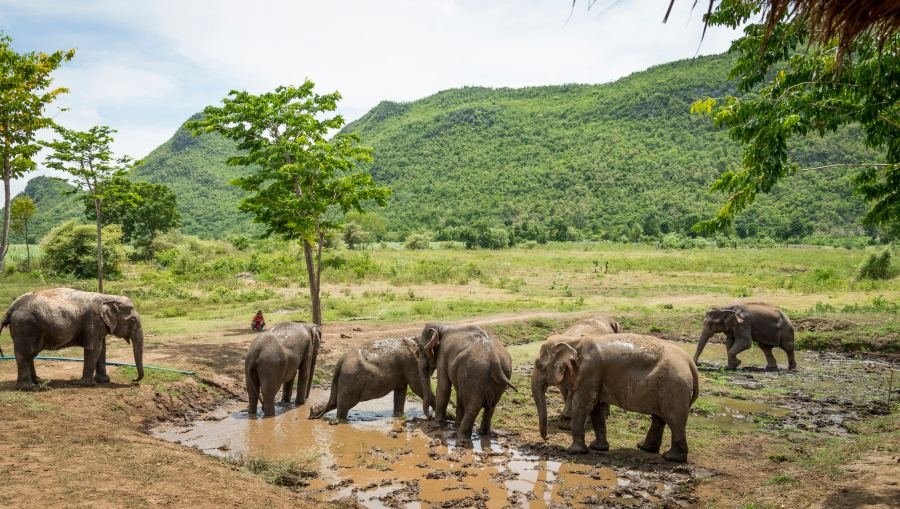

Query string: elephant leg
589 402 609 451
248 387 259 416
456 401 478 442
15 349 37 390
479 404 496 436
567 386 598 454
558 386 572 430
261 377 280 417
78 347 100 386
434 373 452 424
726 336 750 370
455 392 465 425
783 333 797 370
637 415 665 454
760 345 778 371
282 378 294 404
95 340 110 383
662 418 689 463
393 388 407 417
28 353 43 384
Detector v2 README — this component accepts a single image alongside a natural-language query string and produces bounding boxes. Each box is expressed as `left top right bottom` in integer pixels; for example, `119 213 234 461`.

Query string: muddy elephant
416 323 516 441
0 288 145 390
532 333 699 462
694 302 796 371
309 336 434 421
543 315 621 429
245 321 320 417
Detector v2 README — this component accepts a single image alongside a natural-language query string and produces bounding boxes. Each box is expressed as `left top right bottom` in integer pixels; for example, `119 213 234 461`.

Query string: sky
2 0 742 196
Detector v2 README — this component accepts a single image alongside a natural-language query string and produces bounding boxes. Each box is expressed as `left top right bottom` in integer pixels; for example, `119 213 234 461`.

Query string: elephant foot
637 442 661 454
764 366 779 372
95 374 111 383
663 448 688 463
566 442 589 455
295 398 306 406
788 364 797 371
589 439 609 452
76 378 96 387
15 382 41 391
478 427 492 436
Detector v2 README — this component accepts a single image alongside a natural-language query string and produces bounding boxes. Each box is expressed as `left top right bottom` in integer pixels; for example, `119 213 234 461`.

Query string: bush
41 221 125 278
405 233 430 250
458 221 510 249
857 248 895 280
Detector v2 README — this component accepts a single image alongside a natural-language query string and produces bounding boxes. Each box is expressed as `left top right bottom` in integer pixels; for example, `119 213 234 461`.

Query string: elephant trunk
694 326 712 365
531 368 549 440
131 325 144 382
419 365 434 417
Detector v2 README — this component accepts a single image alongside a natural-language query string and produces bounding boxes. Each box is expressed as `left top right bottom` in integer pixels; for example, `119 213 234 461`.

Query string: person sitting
251 310 266 331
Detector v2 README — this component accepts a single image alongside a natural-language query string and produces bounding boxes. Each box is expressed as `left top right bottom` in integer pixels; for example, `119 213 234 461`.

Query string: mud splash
154 390 683 508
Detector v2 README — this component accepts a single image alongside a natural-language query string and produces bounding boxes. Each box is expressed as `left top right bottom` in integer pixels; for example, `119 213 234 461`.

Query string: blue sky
2 0 742 196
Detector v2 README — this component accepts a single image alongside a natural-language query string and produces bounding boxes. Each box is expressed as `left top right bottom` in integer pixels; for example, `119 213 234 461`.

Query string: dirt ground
1 311 897 508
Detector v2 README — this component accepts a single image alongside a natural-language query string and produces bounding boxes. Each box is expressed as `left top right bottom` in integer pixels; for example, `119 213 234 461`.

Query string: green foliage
342 221 369 249
6 176 81 243
404 232 430 250
10 195 35 235
857 248 895 281
41 220 125 278
0 32 75 271
693 3 899 233
457 219 511 249
83 175 181 258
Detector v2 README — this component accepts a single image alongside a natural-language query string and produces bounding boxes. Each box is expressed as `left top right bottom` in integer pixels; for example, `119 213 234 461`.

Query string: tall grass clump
857 248 895 280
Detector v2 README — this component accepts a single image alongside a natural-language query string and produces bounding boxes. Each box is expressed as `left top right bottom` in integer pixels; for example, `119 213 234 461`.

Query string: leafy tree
857 248 895 281
459 220 510 249
187 81 390 325
10 195 35 269
690 2 899 233
41 221 125 279
44 125 130 291
0 32 74 272
404 233 430 250
342 222 369 250
83 176 181 258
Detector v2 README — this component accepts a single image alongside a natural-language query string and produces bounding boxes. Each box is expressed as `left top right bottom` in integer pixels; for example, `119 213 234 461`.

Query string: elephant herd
1 287 798 464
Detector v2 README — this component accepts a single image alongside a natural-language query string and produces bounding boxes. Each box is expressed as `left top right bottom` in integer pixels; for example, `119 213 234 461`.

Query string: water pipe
0 356 195 376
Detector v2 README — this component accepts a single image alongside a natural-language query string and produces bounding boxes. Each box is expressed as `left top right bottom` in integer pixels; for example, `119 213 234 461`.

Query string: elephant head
694 306 745 363
415 323 443 416
100 299 144 382
532 341 578 440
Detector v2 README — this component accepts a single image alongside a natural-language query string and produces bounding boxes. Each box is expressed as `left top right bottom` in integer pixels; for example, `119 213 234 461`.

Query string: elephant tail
246 353 262 407
491 355 517 392
689 358 700 406
309 358 341 419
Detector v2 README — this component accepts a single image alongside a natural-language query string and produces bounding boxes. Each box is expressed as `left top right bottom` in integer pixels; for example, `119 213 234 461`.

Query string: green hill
343 53 873 241
6 176 81 244
9 52 876 243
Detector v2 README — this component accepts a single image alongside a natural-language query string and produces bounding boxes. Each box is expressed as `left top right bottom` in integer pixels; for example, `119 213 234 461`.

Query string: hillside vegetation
9 54 877 242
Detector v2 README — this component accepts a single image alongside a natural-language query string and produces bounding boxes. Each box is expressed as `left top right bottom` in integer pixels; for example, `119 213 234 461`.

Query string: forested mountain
10 53 876 243
6 176 81 243
344 53 873 241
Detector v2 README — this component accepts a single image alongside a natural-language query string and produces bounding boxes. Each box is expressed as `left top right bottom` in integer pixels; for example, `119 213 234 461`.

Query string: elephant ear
100 301 120 333
550 342 578 385
724 309 745 327
310 325 322 347
424 327 440 361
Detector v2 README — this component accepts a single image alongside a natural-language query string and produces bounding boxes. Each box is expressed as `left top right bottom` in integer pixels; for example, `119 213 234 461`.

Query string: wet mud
154 390 693 508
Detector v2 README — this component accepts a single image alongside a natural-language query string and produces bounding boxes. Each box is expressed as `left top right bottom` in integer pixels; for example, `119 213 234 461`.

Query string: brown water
154 390 664 508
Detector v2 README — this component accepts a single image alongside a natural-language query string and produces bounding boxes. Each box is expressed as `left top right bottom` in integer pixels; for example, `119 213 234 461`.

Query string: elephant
543 315 621 429
532 333 699 462
694 302 796 371
309 336 434 421
416 323 516 442
0 288 144 390
245 321 321 417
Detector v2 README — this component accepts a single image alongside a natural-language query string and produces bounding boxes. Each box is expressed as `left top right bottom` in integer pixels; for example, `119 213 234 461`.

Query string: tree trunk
0 153 11 273
94 198 104 293
24 220 30 270
303 239 321 325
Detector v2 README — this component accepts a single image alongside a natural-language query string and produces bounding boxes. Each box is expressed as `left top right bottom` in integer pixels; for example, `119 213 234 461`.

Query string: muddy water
154 390 657 508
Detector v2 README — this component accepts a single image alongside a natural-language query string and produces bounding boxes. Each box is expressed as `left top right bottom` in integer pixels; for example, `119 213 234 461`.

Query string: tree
187 82 390 325
10 195 35 269
83 176 181 258
41 220 125 279
0 32 74 272
342 222 369 250
44 125 130 291
689 2 899 233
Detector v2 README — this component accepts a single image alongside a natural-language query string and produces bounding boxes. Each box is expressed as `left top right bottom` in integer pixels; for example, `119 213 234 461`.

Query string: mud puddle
154 390 687 508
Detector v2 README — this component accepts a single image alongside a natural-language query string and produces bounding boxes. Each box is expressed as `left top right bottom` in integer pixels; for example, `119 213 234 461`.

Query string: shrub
405 233 430 250
228 235 251 250
458 221 510 249
857 248 895 280
41 221 125 278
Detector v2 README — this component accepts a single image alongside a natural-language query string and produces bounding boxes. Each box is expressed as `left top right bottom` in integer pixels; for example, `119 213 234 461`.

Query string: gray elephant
245 321 320 417
694 302 796 370
0 288 144 390
416 323 515 441
543 315 620 429
532 333 699 462
309 336 434 421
